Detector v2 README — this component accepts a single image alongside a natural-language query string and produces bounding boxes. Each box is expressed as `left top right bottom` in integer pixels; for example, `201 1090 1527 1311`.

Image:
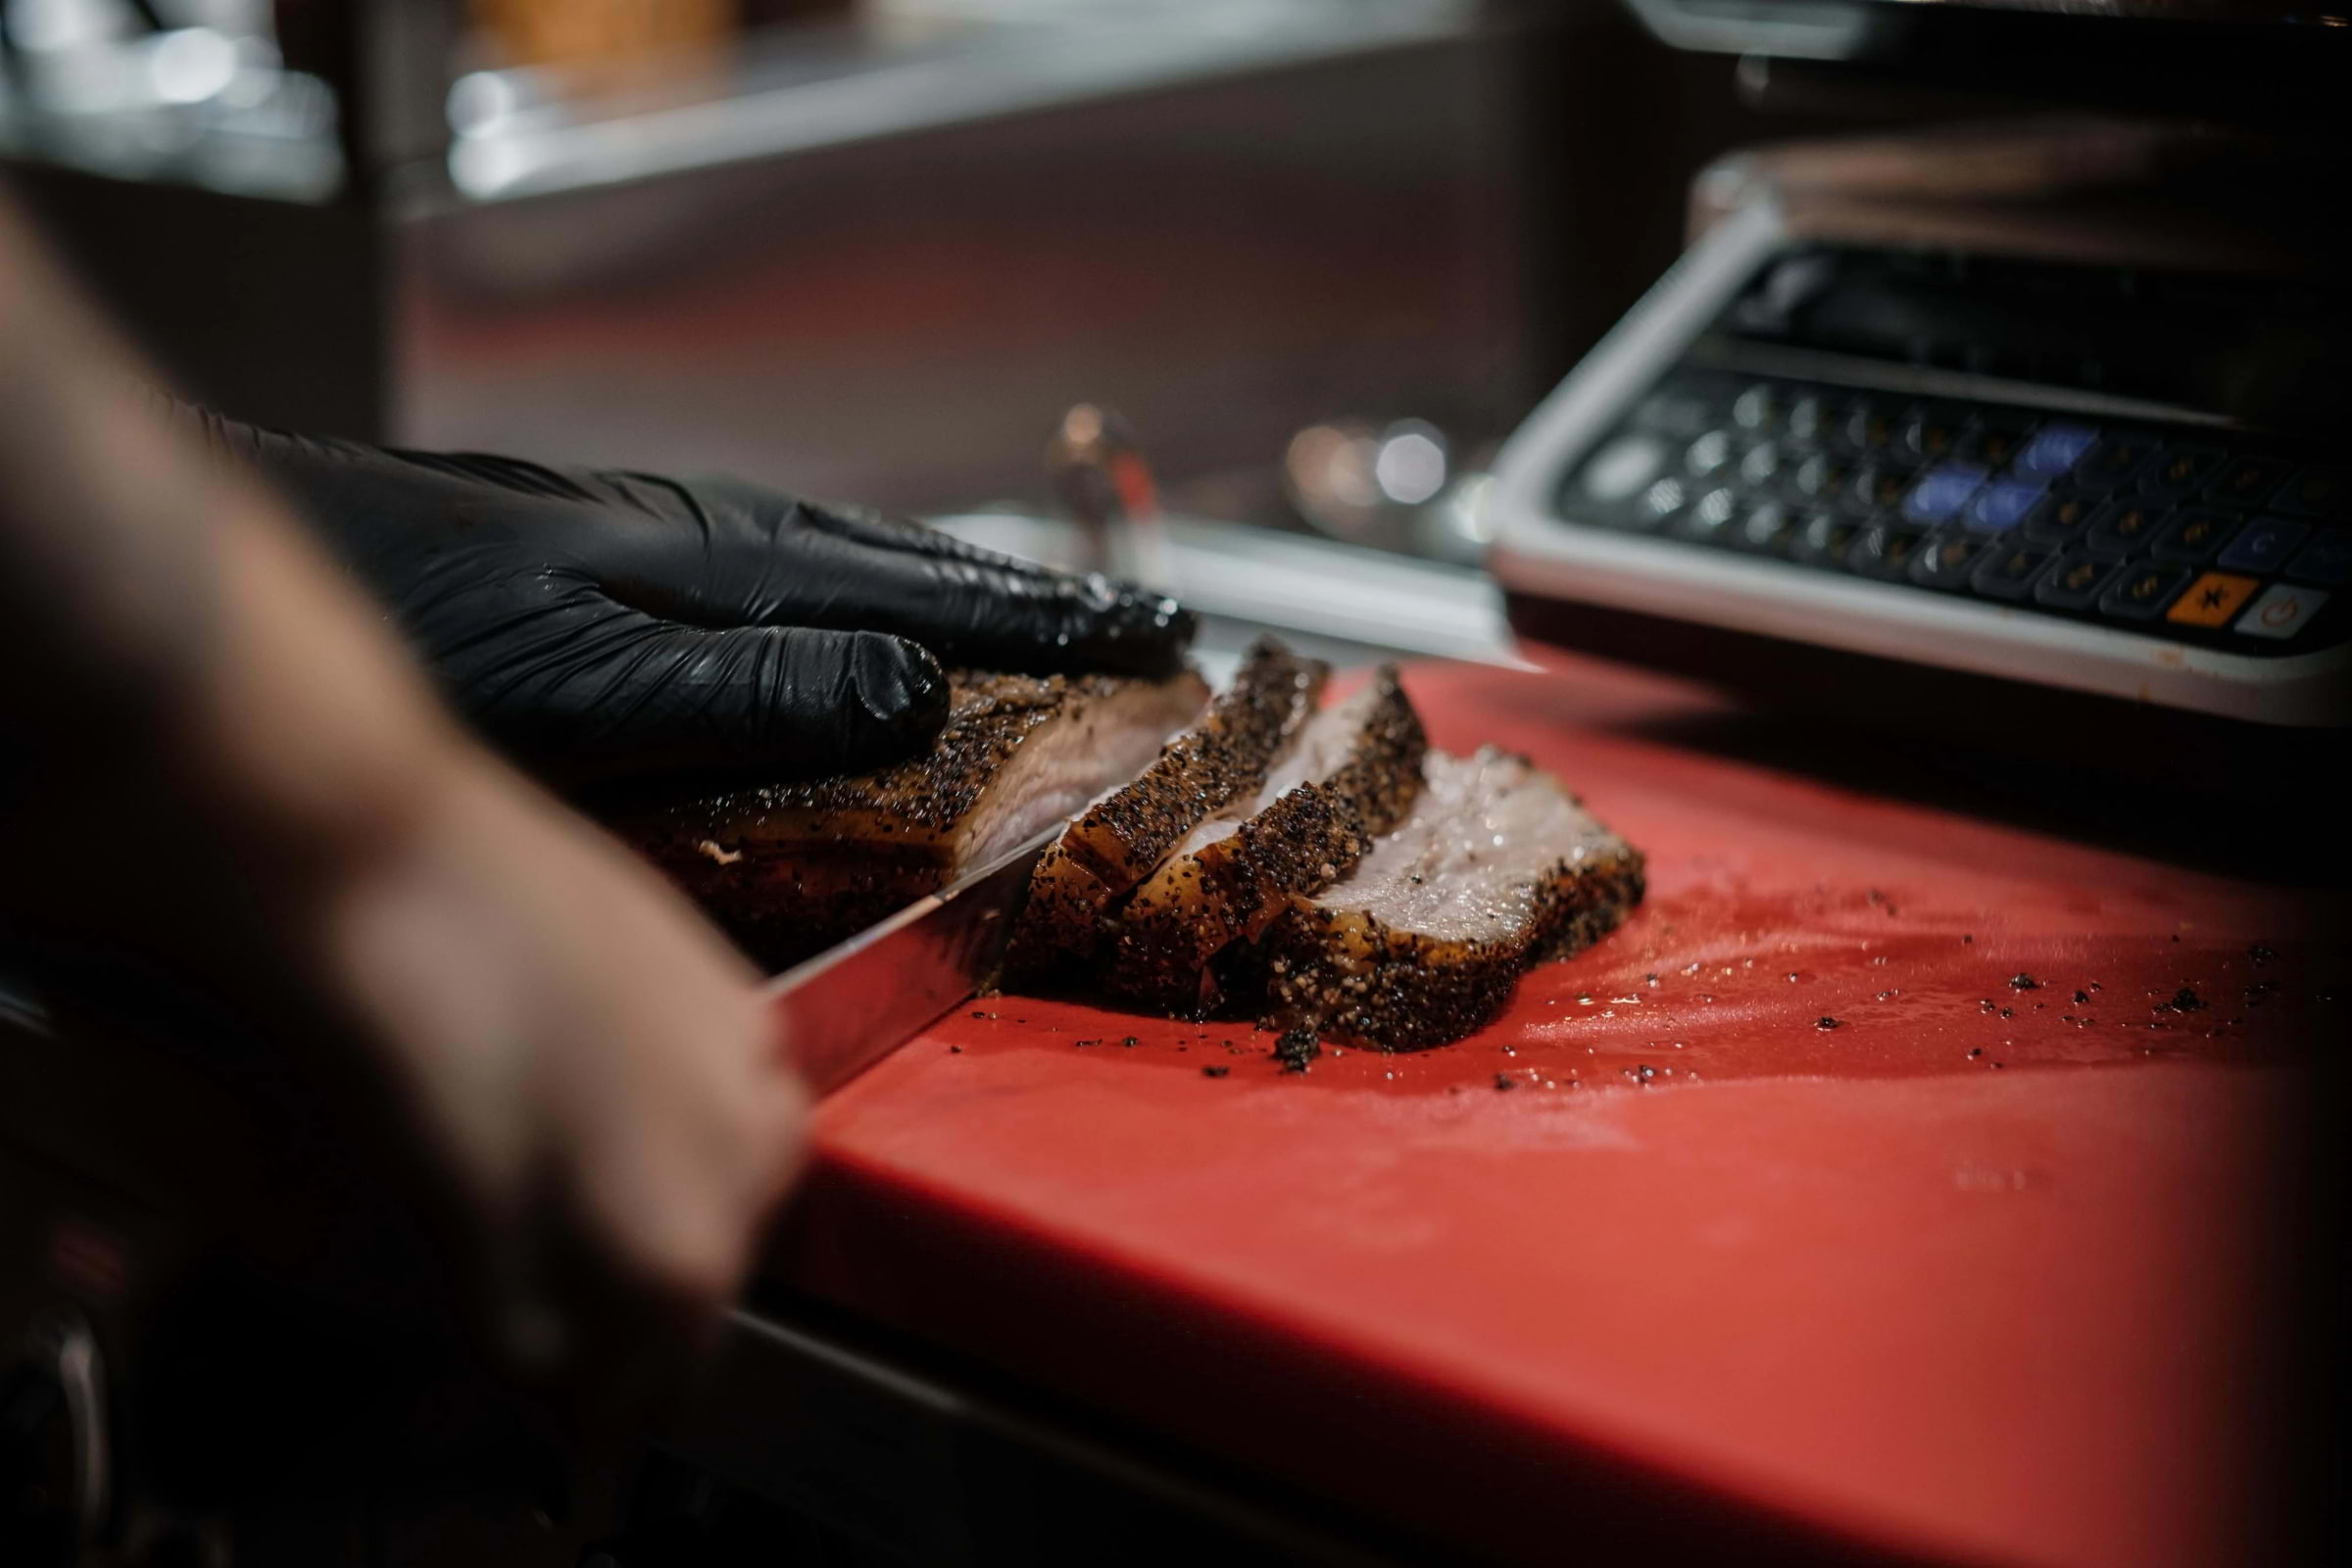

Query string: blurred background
0 2 1794 607
6 1 2342 682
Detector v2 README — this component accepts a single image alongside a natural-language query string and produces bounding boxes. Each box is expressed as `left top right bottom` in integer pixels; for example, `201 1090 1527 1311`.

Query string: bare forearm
0 191 466 901
0 191 803 1354
0 199 208 741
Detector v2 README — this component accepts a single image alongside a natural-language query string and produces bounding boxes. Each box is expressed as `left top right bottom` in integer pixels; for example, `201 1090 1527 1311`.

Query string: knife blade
763 824 1060 1097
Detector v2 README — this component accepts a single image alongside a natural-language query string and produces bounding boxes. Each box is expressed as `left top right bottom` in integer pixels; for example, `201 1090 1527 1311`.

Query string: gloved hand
183 413 1196 782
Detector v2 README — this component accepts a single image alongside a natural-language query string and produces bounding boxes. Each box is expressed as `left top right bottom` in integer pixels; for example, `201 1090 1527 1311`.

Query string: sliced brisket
1006 637 1327 974
618 668 1205 968
1257 747 1643 1050
1107 667 1427 1012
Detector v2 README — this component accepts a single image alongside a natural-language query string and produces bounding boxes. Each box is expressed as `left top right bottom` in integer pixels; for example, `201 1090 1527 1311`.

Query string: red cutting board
772 652 2337 1565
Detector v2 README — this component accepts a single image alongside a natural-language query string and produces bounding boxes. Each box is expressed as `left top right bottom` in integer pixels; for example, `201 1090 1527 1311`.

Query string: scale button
2149 509 2239 564
1732 383 1783 431
2207 455 2293 509
1972 543 2054 600
1790 512 1861 568
2098 563 2192 620
1634 476 1687 529
1632 383 1714 437
1790 451 1853 500
1965 476 2048 533
1786 393 1834 443
1739 441 1784 487
1843 463 1919 512
2015 421 2100 480
1576 434 1669 505
2023 491 2098 545
1851 462 1918 514
1901 462 1987 525
2085 498 2172 556
1957 416 2034 468
2273 464 2349 518
1681 486 1740 541
1739 501 1797 553
2074 432 2160 491
2286 532 2352 585
1908 529 1985 589
2138 444 2227 498
1841 402 1898 453
2164 571 2263 628
1848 523 1928 578
2218 517 2310 574
1899 405 1969 461
2033 552 2125 610
1686 429 1735 477
2233 584 2329 640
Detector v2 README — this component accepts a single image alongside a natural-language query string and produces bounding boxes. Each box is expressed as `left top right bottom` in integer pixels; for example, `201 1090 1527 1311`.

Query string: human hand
1 195 817 1518
187 415 1196 782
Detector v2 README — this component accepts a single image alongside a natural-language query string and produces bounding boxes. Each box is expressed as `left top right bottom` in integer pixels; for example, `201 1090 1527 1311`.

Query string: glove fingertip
1055 583 1200 677
846 631 950 749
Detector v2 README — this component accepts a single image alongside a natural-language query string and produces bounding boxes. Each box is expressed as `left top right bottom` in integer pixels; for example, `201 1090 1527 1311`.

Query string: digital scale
1491 0 2352 769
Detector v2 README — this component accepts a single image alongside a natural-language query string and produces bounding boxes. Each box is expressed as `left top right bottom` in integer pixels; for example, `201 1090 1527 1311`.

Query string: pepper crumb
1273 1027 1321 1073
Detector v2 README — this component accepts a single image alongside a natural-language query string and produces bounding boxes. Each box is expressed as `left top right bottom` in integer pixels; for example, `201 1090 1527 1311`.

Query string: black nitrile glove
187 414 1195 782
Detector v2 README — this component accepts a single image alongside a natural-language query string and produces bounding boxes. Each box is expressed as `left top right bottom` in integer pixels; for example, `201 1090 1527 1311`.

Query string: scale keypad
1558 370 2345 654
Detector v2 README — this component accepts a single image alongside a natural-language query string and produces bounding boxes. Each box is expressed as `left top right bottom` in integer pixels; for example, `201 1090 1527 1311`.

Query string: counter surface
774 651 2332 1565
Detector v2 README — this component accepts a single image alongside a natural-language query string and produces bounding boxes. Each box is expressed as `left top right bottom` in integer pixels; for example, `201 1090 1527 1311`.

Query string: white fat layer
963 684 1204 864
1316 747 1618 943
1259 682 1379 801
1166 683 1377 858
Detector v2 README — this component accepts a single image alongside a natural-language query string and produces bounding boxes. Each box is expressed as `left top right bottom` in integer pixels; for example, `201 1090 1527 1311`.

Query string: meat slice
618 668 1206 968
1106 667 1427 1012
1257 747 1644 1050
1007 637 1328 973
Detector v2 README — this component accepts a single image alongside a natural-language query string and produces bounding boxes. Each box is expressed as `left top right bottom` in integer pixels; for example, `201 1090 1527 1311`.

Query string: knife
763 824 1062 1097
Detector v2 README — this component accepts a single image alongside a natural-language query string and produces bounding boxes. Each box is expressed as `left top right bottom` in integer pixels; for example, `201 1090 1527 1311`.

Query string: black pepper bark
612 668 1204 968
1273 1027 1321 1073
1256 826 1646 1053
1106 667 1427 1012
1005 637 1327 977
